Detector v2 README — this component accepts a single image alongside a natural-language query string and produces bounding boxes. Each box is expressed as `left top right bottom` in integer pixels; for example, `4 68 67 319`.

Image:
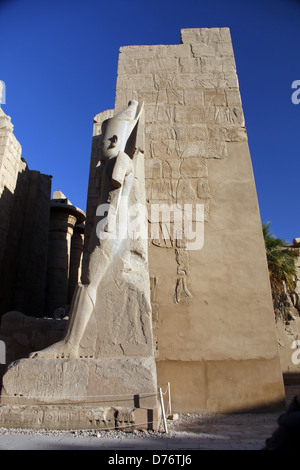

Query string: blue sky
0 0 299 242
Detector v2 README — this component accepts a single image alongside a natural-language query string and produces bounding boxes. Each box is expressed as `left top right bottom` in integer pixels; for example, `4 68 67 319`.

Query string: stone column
44 191 85 316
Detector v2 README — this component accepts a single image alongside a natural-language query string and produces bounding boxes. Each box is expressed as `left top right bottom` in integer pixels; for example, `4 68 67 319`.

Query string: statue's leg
30 284 94 359
29 199 123 359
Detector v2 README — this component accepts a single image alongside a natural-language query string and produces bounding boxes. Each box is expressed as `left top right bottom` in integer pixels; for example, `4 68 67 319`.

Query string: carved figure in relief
30 100 144 359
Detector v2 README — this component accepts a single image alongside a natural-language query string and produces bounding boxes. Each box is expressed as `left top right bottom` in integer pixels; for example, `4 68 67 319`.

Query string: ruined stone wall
13 170 51 316
0 108 52 317
111 28 284 413
0 108 23 269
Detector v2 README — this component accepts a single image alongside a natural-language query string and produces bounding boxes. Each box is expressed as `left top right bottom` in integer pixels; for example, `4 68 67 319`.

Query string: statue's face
101 114 130 159
101 133 119 159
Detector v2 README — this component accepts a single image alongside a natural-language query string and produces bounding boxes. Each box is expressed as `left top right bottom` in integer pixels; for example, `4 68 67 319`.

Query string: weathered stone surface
0 311 67 364
1 27 285 425
0 355 159 429
0 108 52 316
2 357 158 408
44 191 86 316
0 404 160 431
112 27 285 414
0 101 159 429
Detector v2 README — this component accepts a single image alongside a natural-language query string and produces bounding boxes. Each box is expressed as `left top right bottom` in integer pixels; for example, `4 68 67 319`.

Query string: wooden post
167 382 172 416
159 387 168 434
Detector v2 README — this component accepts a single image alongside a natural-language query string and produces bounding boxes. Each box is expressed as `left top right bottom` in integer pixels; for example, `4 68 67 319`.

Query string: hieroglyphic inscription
113 29 246 305
0 405 148 430
174 248 192 304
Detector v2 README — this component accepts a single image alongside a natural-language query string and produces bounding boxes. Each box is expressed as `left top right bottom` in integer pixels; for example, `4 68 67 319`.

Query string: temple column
44 191 85 316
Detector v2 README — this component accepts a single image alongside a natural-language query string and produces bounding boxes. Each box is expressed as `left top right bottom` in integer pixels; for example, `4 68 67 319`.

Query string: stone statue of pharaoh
30 100 146 359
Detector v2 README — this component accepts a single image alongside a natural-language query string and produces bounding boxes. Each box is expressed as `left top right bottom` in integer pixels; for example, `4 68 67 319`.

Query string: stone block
183 89 205 106
145 159 162 179
0 404 160 431
117 74 154 91
1 357 158 408
191 43 217 57
137 56 179 74
225 89 242 106
204 89 227 106
174 105 206 124
207 124 247 142
185 124 208 141
179 57 201 73
161 160 181 179
149 139 180 159
180 158 208 178
0 354 160 430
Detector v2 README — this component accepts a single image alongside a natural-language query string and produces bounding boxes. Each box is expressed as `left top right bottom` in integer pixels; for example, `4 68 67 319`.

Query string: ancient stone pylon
109 27 285 413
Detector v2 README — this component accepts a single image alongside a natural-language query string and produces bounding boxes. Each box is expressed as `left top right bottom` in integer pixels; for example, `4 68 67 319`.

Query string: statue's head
101 100 143 159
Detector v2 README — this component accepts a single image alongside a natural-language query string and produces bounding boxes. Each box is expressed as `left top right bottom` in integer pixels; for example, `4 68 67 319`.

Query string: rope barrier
1 401 154 407
0 383 172 433
1 384 172 401
0 413 161 432
1 391 159 400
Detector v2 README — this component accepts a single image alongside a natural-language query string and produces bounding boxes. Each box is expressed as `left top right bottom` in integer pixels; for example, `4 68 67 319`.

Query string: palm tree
263 222 298 320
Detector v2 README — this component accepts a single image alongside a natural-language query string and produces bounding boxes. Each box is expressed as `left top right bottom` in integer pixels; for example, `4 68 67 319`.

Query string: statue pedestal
0 357 160 430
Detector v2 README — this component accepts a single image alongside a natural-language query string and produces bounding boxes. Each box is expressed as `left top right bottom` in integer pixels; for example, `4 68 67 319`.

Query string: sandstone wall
0 108 52 317
110 28 284 413
0 109 23 269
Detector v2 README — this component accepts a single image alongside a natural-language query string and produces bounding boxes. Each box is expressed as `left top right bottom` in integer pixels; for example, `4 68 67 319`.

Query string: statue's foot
29 340 78 359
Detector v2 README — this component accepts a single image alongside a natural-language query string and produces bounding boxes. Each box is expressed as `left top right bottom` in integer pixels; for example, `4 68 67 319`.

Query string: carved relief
0 405 149 430
175 276 192 304
115 408 135 430
85 408 115 429
174 248 192 304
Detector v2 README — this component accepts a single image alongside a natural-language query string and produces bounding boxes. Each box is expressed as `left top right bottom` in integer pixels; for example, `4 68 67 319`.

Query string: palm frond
262 222 298 319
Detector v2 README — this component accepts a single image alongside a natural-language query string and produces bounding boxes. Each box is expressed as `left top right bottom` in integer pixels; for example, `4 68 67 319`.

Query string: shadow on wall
0 185 15 315
43 213 70 317
0 167 51 318
0 311 67 386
